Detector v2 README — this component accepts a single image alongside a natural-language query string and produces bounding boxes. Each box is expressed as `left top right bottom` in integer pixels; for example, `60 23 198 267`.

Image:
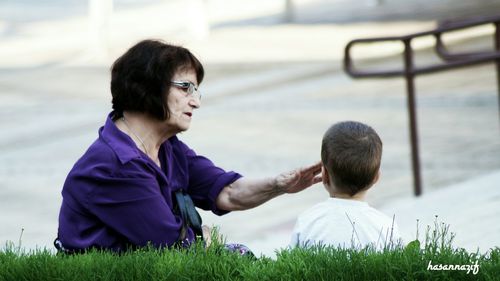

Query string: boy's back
290 198 400 250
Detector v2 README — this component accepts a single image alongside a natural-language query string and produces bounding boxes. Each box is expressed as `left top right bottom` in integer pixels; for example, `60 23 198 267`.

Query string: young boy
290 121 401 250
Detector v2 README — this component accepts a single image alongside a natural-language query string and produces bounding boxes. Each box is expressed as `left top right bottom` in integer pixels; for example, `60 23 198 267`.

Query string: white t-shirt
290 198 401 250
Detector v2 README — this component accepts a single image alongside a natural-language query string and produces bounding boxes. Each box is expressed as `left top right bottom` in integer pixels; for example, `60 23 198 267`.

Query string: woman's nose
189 96 201 109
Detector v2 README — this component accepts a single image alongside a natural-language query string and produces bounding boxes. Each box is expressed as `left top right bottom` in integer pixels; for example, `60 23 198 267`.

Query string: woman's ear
322 165 330 186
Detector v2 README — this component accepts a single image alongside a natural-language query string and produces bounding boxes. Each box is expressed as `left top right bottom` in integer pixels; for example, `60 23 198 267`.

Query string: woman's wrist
272 176 287 194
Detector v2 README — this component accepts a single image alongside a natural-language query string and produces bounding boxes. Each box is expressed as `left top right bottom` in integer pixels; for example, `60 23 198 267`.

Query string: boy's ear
322 165 330 186
372 170 380 185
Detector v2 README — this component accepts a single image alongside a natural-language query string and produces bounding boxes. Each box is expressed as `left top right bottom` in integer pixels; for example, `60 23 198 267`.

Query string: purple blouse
57 112 242 251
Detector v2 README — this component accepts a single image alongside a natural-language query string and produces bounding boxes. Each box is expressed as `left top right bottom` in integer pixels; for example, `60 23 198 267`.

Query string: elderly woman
56 39 321 252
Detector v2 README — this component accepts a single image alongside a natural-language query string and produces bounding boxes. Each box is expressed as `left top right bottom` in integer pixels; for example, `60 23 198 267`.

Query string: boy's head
321 121 382 197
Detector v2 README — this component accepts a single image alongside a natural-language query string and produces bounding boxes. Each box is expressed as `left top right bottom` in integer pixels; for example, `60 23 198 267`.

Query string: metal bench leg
403 39 423 196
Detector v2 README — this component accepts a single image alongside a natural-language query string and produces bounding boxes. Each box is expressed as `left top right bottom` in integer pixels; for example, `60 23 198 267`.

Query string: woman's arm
216 162 322 211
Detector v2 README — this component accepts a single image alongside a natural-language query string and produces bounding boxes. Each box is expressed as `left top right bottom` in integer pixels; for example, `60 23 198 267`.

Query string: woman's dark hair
110 39 204 120
321 121 382 196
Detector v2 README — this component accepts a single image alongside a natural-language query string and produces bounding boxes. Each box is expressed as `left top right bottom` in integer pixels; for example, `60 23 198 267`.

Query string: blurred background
1 0 499 257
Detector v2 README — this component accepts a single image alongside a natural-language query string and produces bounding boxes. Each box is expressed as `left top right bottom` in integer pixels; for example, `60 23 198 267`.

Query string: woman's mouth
184 112 192 117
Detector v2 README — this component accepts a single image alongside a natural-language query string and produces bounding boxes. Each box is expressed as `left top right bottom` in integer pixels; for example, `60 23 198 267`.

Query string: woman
56 39 321 252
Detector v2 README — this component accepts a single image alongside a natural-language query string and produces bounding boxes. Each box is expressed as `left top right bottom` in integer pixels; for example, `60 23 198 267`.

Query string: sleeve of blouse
182 143 242 215
85 163 191 248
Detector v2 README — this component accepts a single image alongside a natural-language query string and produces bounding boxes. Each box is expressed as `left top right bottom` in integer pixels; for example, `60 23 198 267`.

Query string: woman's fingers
301 161 321 173
299 161 321 179
312 175 322 184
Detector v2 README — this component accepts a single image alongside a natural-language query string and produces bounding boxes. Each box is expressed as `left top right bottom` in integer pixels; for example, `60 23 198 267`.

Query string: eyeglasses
170 81 201 100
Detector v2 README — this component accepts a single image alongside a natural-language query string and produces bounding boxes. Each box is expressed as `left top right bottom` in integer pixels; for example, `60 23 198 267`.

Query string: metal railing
344 14 500 196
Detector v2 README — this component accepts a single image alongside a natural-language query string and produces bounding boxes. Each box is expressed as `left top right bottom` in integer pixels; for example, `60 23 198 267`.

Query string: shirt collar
99 111 142 164
328 197 369 207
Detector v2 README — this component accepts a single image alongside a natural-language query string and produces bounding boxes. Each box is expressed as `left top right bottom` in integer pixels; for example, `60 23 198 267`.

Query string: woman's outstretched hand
216 162 323 211
275 161 322 194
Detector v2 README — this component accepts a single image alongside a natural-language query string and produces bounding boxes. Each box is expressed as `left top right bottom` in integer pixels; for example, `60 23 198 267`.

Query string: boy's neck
328 189 367 202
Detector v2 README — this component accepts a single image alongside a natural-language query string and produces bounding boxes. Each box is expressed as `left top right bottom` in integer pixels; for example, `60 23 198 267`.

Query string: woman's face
165 69 201 133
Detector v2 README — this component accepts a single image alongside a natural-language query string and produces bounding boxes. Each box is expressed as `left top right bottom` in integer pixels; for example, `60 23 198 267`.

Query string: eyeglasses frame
170 80 201 100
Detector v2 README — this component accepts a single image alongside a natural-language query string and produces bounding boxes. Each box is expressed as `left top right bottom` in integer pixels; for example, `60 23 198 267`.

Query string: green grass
1 223 499 281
